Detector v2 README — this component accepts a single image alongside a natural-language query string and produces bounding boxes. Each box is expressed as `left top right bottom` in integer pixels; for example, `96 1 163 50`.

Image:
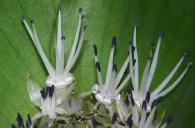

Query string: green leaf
0 0 195 127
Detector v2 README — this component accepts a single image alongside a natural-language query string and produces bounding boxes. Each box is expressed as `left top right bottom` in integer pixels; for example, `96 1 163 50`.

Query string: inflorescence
12 8 192 128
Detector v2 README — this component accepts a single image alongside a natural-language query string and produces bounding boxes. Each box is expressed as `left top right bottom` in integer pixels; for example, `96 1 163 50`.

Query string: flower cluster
21 8 86 121
91 24 192 127
11 8 192 128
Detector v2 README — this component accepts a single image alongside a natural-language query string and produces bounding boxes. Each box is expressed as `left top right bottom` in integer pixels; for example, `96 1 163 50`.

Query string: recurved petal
26 74 41 107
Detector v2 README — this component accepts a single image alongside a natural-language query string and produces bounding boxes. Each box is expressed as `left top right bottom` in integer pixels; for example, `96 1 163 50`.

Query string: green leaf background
0 0 195 127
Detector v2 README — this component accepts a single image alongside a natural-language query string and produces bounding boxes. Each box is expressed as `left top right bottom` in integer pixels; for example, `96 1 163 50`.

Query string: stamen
129 42 136 90
143 107 156 128
68 25 87 70
132 24 139 91
105 36 116 86
93 44 103 85
145 33 163 92
157 62 192 97
112 112 118 124
115 74 130 93
139 111 147 128
115 56 130 86
56 10 64 76
65 9 82 73
152 51 187 97
31 22 55 77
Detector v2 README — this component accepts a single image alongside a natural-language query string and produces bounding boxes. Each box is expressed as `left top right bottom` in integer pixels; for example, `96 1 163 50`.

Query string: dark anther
93 44 98 56
27 113 32 125
133 22 139 28
49 85 55 98
124 95 129 106
112 112 118 124
146 91 151 103
127 89 132 95
125 114 133 127
83 25 87 31
158 32 164 38
133 59 136 66
40 88 46 99
79 8 83 13
151 97 162 109
96 62 101 72
113 63 117 72
30 19 35 24
17 112 24 128
112 36 117 48
129 94 135 106
142 100 147 111
61 35 66 40
166 117 172 125
21 16 25 21
188 62 193 67
11 124 16 128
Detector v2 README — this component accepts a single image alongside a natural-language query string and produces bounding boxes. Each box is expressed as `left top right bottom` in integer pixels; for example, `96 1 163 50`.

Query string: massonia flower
21 8 86 120
129 24 192 112
27 76 82 120
22 8 86 106
114 98 172 128
92 37 130 105
115 92 170 127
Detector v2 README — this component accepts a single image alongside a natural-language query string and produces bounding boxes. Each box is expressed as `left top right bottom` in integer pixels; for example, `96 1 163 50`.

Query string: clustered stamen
92 36 130 105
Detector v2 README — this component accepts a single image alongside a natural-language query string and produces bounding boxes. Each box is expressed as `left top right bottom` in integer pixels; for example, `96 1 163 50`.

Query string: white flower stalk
22 8 86 105
92 36 130 105
129 24 192 112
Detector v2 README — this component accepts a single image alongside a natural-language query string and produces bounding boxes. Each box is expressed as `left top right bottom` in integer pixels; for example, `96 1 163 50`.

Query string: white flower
26 76 82 120
22 8 86 119
115 96 171 128
92 36 130 105
128 24 192 112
